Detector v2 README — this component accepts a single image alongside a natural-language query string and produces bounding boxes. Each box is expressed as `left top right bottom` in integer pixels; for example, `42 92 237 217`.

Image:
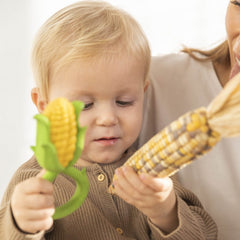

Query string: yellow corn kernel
43 98 77 167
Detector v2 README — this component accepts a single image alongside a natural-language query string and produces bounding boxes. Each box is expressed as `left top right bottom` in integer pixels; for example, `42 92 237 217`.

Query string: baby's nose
96 107 118 126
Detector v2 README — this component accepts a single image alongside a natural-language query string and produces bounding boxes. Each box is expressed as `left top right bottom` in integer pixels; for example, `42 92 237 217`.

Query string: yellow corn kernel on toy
43 98 78 168
31 98 89 219
109 71 240 193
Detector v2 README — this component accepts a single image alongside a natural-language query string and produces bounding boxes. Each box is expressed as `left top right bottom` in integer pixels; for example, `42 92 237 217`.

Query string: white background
0 0 228 200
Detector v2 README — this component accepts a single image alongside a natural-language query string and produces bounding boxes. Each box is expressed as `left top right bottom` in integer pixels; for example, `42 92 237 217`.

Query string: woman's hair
31 1 151 100
182 40 230 66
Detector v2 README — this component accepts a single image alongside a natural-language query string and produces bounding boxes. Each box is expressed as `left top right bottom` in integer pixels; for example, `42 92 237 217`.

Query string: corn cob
43 98 77 167
109 71 240 193
109 107 220 194
123 107 220 178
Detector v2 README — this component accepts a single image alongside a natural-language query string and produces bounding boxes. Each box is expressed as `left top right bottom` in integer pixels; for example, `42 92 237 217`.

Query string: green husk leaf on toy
31 98 89 219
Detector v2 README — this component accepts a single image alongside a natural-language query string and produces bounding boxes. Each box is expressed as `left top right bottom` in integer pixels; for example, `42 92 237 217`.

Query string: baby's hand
113 166 178 233
11 170 55 234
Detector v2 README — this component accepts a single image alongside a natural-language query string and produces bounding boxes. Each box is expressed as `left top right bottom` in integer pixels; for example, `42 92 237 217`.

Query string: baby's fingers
17 212 54 234
113 167 152 206
115 167 153 195
36 169 46 178
139 174 173 193
11 177 54 210
12 204 55 233
23 193 55 209
16 176 53 195
28 208 55 221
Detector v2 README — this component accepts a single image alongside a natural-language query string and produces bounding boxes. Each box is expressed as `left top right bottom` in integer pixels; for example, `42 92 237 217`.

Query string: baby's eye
83 102 93 110
116 100 133 106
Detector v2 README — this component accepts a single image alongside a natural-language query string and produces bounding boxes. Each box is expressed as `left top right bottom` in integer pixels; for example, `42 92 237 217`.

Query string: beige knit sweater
0 150 217 240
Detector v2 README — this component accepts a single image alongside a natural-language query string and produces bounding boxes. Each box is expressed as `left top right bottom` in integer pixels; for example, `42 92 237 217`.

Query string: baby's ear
31 87 47 113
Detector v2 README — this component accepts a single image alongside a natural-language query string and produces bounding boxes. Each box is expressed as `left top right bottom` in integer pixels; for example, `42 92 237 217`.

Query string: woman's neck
213 60 231 87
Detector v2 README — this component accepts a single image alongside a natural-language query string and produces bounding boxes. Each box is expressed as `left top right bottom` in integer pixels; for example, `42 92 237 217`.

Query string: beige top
0 149 217 239
137 53 240 240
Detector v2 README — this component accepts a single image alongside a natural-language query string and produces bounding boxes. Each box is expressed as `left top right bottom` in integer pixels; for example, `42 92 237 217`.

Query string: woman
137 1 240 239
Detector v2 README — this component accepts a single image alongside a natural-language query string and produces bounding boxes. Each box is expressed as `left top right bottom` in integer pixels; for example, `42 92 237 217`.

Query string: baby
0 1 217 239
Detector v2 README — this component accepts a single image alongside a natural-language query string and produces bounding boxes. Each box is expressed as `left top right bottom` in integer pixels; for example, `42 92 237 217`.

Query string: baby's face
48 56 146 166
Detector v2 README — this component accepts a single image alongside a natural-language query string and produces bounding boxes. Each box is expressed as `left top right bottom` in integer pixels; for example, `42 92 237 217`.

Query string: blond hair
31 1 151 100
182 40 230 66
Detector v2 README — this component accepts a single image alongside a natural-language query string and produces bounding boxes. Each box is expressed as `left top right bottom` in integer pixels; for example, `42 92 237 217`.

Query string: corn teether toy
31 98 89 219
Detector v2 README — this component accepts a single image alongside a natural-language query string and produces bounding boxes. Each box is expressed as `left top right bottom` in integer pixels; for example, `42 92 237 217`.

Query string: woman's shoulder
149 52 214 88
151 52 190 64
151 52 210 73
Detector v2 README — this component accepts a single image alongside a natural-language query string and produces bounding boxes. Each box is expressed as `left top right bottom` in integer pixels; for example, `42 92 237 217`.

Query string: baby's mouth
94 137 119 145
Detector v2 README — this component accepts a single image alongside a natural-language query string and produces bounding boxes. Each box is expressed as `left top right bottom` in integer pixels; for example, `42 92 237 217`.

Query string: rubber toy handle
42 167 89 219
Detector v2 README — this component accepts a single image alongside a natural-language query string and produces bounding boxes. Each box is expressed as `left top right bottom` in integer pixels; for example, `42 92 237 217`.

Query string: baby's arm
11 170 55 234
113 166 178 233
113 166 217 239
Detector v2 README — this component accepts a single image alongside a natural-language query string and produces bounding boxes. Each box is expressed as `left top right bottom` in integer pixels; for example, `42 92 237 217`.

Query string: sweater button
97 173 105 182
116 227 123 235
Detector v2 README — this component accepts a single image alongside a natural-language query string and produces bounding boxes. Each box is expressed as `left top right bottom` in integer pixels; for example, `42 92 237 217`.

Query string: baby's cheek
81 129 90 150
128 113 142 136
78 113 87 127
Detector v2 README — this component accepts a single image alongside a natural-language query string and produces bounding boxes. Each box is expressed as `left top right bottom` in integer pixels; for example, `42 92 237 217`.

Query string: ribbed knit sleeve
152 177 217 240
0 157 46 240
0 201 45 240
